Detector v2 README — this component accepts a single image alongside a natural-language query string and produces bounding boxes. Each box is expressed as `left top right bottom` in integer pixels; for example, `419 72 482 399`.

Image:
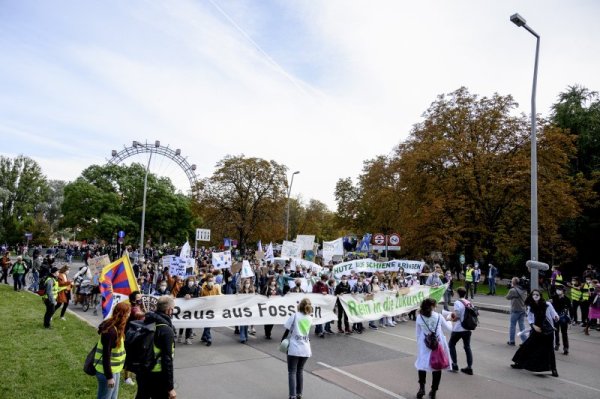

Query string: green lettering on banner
347 299 372 316
428 286 446 302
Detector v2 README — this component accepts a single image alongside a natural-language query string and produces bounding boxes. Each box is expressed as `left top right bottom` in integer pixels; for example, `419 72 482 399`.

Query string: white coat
414 312 453 371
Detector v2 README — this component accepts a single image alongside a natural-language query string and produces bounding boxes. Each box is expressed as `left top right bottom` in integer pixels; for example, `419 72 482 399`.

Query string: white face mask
556 290 563 295
532 294 540 300
160 285 167 290
188 282 194 287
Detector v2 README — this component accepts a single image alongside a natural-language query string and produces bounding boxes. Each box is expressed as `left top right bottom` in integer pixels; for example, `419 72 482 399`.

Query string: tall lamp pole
511 13 541 289
138 141 160 261
286 171 300 241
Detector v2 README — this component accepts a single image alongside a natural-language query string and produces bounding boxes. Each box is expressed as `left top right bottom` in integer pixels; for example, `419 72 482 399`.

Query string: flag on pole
265 242 274 261
257 240 263 252
179 242 191 258
100 255 139 318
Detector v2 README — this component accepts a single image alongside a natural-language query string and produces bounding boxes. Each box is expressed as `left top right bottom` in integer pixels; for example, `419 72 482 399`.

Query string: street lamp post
285 171 300 241
511 13 541 290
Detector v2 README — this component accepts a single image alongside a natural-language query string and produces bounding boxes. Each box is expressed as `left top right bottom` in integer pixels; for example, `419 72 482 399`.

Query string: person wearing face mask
123 291 146 386
334 275 352 334
176 277 199 345
289 278 304 293
136 295 177 399
312 274 333 338
511 289 559 377
200 274 221 346
442 272 454 312
580 276 595 327
584 281 600 335
550 284 571 354
567 277 582 325
238 278 255 343
262 276 280 339
366 275 381 329
154 281 171 296
351 276 367 333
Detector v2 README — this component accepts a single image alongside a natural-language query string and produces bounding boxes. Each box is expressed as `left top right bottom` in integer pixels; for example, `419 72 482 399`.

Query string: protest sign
332 259 425 278
295 235 315 251
281 241 302 258
87 254 110 275
240 260 255 278
212 250 232 269
338 284 448 323
323 238 343 264
290 258 322 273
286 277 314 293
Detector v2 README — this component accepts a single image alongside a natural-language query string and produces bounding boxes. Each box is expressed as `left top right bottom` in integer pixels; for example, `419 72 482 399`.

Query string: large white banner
332 259 425 277
338 284 448 323
323 238 344 264
295 235 316 251
281 240 303 258
171 293 336 328
290 258 322 273
212 250 232 269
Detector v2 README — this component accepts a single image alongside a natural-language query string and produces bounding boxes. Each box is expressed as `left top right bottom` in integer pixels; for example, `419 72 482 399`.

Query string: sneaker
563 349 569 355
507 341 516 346
124 378 135 386
318 333 325 338
185 338 193 345
460 368 473 375
451 364 459 372
250 329 256 335
337 329 345 334
356 329 363 334
206 341 212 346
554 344 559 351
325 330 334 335
178 336 183 344
369 324 379 330
401 317 408 322
345 330 352 335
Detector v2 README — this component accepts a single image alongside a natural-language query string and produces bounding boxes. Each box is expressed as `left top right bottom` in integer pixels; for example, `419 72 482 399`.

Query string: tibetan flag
100 255 139 318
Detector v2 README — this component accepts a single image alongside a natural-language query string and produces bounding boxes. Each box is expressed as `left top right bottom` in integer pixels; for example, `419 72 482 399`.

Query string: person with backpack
415 298 452 399
95 301 131 399
448 287 475 375
135 295 177 399
123 291 146 386
42 267 60 329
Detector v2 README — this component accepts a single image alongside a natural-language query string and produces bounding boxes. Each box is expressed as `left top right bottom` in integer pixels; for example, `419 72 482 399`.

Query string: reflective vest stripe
152 324 173 373
42 278 59 300
582 283 592 301
465 269 473 282
95 328 126 374
569 287 582 302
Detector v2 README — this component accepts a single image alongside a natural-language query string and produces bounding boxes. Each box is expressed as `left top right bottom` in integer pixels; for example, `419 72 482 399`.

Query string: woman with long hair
56 265 73 320
511 289 559 377
281 298 313 399
238 277 255 343
95 302 131 399
414 298 452 399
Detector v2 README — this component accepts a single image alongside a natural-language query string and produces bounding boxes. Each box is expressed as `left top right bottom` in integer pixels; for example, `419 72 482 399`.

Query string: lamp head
510 13 526 27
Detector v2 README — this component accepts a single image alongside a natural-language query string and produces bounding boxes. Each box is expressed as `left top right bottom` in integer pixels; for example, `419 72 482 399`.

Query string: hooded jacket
144 311 175 391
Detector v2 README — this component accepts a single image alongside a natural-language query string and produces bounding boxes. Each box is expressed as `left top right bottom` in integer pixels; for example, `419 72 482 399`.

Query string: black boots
416 384 425 398
429 390 437 399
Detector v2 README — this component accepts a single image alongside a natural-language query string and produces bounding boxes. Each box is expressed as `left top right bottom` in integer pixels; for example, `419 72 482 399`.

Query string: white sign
323 237 344 263
240 260 255 278
290 258 322 273
389 233 400 246
212 250 232 269
295 235 316 251
196 228 211 242
332 258 425 277
281 240 302 258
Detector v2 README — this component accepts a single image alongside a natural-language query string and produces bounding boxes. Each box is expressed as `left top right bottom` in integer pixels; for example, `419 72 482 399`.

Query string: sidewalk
470 293 511 314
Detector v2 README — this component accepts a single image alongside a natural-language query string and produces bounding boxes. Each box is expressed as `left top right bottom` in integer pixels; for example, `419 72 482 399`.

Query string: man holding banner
199 274 221 346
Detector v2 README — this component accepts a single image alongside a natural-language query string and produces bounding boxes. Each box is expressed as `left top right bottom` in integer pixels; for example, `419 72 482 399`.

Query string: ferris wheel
107 140 199 196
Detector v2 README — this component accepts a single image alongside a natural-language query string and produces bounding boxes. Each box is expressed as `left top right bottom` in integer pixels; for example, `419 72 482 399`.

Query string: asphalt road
12 261 600 399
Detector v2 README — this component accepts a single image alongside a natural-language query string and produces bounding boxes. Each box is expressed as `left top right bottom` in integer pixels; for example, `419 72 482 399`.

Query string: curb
473 302 511 314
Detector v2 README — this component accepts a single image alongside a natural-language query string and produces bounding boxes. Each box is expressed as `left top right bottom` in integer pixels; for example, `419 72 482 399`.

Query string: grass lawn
0 284 136 399
453 280 510 297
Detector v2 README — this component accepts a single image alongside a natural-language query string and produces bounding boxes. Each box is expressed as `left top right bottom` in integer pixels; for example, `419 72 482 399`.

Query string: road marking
556 377 600 393
375 329 417 342
317 362 407 399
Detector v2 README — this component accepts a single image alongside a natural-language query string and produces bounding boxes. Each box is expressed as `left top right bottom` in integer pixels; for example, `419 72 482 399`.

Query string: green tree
0 155 50 244
198 155 287 250
62 164 196 245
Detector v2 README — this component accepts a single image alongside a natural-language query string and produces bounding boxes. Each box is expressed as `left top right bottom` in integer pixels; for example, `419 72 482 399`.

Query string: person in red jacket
312 274 333 337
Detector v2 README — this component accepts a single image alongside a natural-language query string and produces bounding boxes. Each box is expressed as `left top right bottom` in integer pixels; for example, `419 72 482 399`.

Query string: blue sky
2 0 600 209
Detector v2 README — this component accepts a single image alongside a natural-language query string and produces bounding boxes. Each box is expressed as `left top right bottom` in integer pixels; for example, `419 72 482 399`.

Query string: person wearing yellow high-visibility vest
136 295 177 399
581 276 595 327
464 265 475 299
567 278 583 324
95 301 131 399
42 267 60 329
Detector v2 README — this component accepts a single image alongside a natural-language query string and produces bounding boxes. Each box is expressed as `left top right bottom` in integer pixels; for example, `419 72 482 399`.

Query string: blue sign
118 230 125 238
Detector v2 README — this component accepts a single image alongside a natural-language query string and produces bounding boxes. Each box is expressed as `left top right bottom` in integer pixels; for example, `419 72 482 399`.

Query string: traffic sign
460 254 465 265
373 233 385 245
118 230 125 238
196 228 211 242
388 233 400 246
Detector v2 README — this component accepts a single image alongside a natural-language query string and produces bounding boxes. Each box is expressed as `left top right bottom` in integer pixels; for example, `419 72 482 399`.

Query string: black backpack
421 315 440 350
124 321 163 373
460 300 479 330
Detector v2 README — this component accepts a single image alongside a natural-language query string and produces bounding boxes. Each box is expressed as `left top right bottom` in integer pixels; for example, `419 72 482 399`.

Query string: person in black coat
176 276 199 345
136 296 177 399
551 285 571 355
334 275 352 334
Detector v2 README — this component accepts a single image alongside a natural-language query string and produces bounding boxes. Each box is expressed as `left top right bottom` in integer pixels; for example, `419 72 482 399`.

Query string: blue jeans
509 310 526 343
240 325 248 342
287 355 308 398
96 371 120 399
488 278 496 294
202 327 212 342
30 269 39 291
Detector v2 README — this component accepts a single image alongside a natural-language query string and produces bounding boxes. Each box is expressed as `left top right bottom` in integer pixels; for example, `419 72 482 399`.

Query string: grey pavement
12 260 600 399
